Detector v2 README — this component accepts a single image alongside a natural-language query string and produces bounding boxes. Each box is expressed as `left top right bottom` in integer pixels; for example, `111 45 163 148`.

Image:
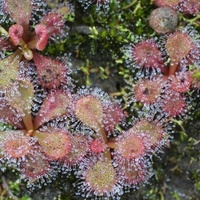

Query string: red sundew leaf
116 133 145 160
27 24 49 51
102 103 124 132
166 32 192 64
129 119 165 150
34 91 71 129
6 79 34 115
0 51 22 89
75 96 103 130
0 99 24 129
8 24 23 46
184 44 200 66
162 91 186 117
168 72 192 93
34 24 48 51
4 0 32 34
33 52 67 88
21 149 51 181
134 78 165 104
115 159 148 186
179 0 200 15
2 131 32 158
35 130 71 160
133 40 164 69
64 134 90 165
40 12 65 37
90 138 106 154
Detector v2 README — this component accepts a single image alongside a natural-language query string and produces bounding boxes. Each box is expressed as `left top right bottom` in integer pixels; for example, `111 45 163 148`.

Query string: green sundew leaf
4 0 32 29
0 51 21 89
75 96 103 130
85 160 117 196
6 79 34 114
0 26 9 37
35 130 71 160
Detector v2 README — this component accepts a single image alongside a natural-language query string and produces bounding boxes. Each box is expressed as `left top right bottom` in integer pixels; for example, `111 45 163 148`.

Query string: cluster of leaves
0 0 200 199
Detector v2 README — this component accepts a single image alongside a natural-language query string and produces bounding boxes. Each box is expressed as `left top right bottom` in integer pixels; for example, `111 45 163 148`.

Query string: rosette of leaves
0 0 67 90
0 79 73 184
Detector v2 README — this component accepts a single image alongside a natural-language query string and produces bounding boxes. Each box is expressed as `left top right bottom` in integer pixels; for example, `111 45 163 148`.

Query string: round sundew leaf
6 79 34 114
75 96 103 130
85 160 117 196
168 72 192 93
33 52 67 88
35 130 71 160
4 0 32 34
179 0 200 15
0 99 24 128
134 78 164 104
102 102 124 132
166 32 192 64
34 91 71 129
115 159 148 186
2 131 32 158
133 40 164 69
129 119 165 149
0 51 22 89
90 138 106 154
162 91 186 117
64 134 89 165
116 133 145 160
21 150 51 181
40 12 65 37
149 6 178 34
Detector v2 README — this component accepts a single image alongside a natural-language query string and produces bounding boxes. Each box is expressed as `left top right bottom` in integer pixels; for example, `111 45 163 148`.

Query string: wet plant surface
0 0 200 200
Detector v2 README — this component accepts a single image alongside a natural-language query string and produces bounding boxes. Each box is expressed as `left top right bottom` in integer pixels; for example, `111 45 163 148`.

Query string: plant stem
97 123 112 160
169 63 178 75
107 140 117 149
122 0 137 10
22 110 34 135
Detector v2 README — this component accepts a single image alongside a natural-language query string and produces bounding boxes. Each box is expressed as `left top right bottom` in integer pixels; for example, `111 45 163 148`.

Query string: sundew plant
0 0 200 199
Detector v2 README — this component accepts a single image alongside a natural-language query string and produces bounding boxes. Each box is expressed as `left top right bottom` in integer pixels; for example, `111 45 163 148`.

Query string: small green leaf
0 51 22 88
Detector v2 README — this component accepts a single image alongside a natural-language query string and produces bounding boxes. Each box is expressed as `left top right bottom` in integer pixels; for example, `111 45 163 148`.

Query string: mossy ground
0 0 200 199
